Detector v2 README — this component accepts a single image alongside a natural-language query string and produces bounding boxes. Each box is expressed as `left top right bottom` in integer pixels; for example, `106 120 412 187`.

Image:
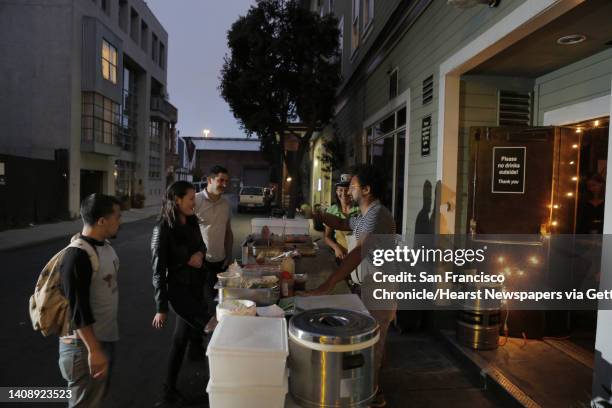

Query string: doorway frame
435 0 585 234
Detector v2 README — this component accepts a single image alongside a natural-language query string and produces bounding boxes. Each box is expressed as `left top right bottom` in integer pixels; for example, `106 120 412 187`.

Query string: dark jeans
166 283 209 388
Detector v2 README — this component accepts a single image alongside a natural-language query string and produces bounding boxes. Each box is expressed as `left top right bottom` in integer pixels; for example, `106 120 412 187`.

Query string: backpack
29 236 99 337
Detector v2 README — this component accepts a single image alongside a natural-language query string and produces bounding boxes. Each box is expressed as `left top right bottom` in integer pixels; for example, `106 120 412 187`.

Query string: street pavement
0 207 514 408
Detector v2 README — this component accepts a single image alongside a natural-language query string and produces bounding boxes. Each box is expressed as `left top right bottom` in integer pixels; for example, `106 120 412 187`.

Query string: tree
220 0 341 217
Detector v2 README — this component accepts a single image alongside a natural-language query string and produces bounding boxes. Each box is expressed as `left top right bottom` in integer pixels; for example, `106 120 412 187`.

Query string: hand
152 312 167 329
333 246 347 260
88 348 108 379
187 252 204 268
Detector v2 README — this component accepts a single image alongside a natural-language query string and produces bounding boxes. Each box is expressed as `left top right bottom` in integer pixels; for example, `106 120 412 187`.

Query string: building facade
0 0 177 226
315 0 612 403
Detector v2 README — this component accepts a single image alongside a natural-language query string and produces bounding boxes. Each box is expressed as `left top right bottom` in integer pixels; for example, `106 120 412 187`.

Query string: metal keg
456 282 502 350
288 308 379 408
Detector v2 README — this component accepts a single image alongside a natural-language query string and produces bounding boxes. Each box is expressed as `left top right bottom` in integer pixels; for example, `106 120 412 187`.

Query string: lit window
102 40 118 84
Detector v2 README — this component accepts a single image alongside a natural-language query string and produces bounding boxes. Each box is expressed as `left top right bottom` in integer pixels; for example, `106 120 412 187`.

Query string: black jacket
151 216 207 313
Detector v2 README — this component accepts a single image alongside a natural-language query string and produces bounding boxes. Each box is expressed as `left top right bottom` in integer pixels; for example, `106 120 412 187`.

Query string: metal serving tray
216 285 280 306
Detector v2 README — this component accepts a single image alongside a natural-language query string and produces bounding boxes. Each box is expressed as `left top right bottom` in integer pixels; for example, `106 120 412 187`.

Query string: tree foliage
219 0 341 214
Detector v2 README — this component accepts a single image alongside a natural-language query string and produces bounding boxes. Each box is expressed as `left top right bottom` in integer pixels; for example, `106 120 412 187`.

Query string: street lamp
203 129 210 138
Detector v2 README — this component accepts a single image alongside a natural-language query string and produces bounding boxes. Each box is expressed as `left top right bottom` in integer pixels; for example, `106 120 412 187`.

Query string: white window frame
350 0 360 57
362 0 374 39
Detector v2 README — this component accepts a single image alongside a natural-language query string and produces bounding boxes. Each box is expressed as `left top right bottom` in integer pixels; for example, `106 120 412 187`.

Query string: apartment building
0 0 177 226
314 0 612 404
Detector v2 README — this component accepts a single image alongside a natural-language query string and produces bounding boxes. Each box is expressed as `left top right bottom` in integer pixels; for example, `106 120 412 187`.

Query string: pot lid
289 308 379 345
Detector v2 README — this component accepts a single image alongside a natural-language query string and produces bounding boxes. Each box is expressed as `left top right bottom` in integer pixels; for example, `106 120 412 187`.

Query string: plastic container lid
207 315 288 357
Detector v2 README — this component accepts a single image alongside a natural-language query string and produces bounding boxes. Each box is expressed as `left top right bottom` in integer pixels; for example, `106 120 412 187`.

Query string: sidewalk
0 205 159 252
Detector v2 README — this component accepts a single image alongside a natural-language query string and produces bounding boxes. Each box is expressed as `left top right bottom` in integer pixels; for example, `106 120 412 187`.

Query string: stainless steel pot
288 308 379 408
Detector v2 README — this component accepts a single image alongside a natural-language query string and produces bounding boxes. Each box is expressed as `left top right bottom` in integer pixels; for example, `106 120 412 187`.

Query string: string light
572 176 578 181
575 128 582 134
594 120 600 127
553 204 559 209
566 192 574 197
497 256 505 263
572 144 579 148
551 220 558 226
569 161 575 165
529 256 539 265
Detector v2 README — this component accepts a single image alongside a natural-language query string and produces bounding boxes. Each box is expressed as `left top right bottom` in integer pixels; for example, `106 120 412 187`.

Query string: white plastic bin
206 315 288 386
251 217 310 235
207 374 288 408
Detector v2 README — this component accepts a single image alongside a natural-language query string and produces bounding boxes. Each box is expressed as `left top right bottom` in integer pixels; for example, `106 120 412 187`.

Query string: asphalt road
0 211 256 408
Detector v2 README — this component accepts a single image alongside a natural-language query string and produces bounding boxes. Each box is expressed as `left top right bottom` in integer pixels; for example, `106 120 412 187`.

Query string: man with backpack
31 193 121 407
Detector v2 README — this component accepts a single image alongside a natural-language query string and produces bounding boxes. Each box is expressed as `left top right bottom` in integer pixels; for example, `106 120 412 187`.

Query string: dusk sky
145 0 255 139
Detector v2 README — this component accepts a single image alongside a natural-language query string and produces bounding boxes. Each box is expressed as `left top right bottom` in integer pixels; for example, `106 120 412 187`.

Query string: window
100 0 109 15
101 40 117 84
152 33 158 63
149 120 162 179
130 8 139 43
351 0 360 55
389 68 398 100
365 106 407 229
118 0 128 32
149 157 161 179
140 21 149 53
362 0 374 34
82 92 120 145
119 67 138 152
159 42 165 69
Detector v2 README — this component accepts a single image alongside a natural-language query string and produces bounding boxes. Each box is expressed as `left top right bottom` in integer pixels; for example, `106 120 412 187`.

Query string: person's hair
350 164 384 199
159 181 195 228
209 165 229 178
80 194 120 226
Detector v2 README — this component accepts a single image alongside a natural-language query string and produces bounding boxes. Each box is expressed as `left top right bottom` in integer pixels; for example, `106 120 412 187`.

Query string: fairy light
569 161 575 165
566 192 574 197
553 204 559 209
572 176 578 181
529 256 539 265
497 256 505 263
575 128 582 134
594 120 600 127
551 220 558 226
572 144 579 148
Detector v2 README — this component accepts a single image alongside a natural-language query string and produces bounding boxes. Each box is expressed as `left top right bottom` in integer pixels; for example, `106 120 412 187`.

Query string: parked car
238 186 267 213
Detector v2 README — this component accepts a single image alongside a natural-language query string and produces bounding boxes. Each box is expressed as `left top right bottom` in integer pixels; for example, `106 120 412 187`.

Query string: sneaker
370 390 387 407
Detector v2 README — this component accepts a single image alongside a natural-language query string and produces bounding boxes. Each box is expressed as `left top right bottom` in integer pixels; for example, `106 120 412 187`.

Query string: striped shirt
349 200 396 241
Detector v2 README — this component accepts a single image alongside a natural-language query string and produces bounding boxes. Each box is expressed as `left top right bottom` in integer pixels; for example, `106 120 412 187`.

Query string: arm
151 223 169 314
325 225 346 259
60 248 107 378
308 240 365 295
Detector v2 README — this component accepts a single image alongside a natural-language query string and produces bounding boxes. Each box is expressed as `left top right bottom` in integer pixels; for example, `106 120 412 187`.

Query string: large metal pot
288 308 379 408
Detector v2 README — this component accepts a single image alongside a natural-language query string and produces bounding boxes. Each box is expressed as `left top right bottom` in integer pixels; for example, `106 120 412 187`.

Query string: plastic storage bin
206 315 288 386
207 374 288 408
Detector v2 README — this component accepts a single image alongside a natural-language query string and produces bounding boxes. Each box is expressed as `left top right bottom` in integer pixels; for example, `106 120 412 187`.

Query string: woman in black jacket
151 181 208 405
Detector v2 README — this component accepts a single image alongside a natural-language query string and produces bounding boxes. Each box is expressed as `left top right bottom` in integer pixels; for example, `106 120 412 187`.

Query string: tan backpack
29 237 99 337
